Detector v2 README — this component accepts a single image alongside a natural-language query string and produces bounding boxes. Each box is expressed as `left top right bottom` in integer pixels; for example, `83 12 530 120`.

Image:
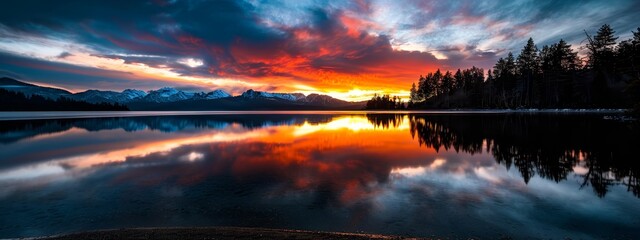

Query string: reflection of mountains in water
368 113 640 198
0 115 335 144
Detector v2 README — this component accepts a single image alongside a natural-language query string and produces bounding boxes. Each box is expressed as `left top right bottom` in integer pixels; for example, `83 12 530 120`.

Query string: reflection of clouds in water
373 158 639 239
180 152 204 162
0 115 412 201
1 114 639 238
391 166 427 177
387 152 518 195
0 163 65 181
0 127 265 184
474 166 503 183
294 116 410 136
391 159 446 177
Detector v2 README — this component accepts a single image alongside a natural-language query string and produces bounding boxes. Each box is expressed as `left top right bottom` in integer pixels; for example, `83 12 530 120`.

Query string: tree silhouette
588 24 618 70
516 38 540 107
410 82 418 103
365 94 405 110
369 113 640 198
408 24 638 110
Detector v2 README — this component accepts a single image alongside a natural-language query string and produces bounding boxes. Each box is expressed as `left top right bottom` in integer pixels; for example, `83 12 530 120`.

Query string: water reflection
396 114 639 198
0 113 638 239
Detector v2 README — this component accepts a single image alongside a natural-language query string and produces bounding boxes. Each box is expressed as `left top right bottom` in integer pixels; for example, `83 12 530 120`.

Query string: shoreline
15 227 423 240
0 109 628 121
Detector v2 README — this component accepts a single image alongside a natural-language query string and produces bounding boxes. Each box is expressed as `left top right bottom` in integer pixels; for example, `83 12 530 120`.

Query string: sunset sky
1 0 639 101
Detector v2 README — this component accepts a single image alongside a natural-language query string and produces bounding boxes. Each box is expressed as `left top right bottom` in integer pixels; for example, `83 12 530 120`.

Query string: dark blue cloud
0 0 282 64
0 52 209 91
0 0 638 95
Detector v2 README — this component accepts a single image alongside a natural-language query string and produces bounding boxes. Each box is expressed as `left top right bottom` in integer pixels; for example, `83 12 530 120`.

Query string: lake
0 112 638 239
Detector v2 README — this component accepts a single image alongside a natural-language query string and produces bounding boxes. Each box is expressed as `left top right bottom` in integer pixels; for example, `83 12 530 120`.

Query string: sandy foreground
22 227 427 240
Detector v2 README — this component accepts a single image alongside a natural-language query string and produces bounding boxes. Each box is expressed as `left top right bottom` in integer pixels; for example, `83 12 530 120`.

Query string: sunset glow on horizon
1 0 639 101
0 115 415 181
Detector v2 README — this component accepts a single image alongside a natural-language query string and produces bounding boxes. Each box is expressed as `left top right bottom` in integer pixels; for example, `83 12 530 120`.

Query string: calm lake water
0 112 638 239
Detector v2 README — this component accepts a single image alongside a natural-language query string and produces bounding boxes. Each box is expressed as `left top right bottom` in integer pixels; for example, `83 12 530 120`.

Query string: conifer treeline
367 24 640 111
365 113 639 198
0 88 129 111
365 94 406 110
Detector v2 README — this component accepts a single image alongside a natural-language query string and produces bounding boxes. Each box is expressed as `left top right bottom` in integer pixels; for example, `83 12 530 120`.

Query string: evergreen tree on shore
365 94 405 110
408 24 639 111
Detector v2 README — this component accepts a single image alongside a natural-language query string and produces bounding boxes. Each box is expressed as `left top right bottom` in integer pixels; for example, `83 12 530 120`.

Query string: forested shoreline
367 24 640 115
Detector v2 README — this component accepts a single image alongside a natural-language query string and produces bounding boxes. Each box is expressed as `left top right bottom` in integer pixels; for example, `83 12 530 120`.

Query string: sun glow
293 115 410 136
0 32 262 91
0 26 417 101
0 116 417 182
302 89 411 102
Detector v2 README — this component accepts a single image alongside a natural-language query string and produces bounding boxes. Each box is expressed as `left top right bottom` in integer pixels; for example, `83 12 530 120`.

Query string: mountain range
0 77 365 110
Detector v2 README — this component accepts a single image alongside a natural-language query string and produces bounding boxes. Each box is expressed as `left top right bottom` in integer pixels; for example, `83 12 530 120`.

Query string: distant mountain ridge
0 77 365 110
241 89 306 101
0 77 72 100
0 87 128 111
0 77 35 87
72 89 147 104
193 89 232 100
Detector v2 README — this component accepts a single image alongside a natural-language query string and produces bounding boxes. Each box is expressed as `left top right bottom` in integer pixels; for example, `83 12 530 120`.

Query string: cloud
56 52 73 59
0 0 639 100
0 52 207 92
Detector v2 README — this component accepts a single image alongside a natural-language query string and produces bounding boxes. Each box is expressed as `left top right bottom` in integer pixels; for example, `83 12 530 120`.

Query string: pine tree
517 38 540 74
485 69 495 107
595 24 618 51
588 24 618 70
495 52 517 108
555 39 580 71
454 69 463 90
417 75 426 101
554 39 580 106
620 28 640 77
432 69 443 96
442 71 454 107
410 82 418 102
442 71 454 96
516 38 540 106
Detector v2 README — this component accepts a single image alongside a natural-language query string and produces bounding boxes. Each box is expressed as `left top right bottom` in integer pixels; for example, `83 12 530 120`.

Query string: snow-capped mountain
0 77 365 110
74 88 230 103
300 93 349 106
72 89 147 104
122 89 148 99
238 89 349 106
140 87 196 103
241 89 306 101
192 89 231 100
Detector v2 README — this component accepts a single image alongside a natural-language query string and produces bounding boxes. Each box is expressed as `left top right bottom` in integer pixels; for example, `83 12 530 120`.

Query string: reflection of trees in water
367 113 640 198
366 114 404 129
579 151 640 198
